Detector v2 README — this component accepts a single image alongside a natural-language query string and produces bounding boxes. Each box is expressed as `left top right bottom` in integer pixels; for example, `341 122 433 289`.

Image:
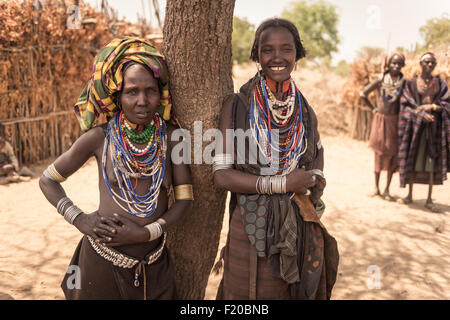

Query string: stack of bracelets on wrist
56 196 83 224
57 197 72 215
45 164 82 224
212 153 234 173
144 222 163 241
256 175 286 195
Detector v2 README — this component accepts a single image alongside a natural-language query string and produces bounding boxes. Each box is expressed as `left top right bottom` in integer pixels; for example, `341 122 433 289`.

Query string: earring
256 62 262 76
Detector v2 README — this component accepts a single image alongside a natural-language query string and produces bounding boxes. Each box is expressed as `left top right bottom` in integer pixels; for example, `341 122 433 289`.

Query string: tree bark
163 0 235 299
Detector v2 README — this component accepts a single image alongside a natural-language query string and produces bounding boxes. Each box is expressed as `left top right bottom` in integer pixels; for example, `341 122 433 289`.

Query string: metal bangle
310 169 324 180
212 153 234 173
316 139 323 150
174 184 194 201
145 222 163 241
43 163 66 183
56 197 72 216
63 204 84 224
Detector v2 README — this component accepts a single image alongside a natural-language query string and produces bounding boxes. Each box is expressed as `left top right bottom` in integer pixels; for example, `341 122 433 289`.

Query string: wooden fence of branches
0 0 162 166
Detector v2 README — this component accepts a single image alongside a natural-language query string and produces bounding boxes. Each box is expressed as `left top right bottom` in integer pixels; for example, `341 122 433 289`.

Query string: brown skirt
222 207 292 299
221 203 337 300
369 113 399 172
61 235 176 300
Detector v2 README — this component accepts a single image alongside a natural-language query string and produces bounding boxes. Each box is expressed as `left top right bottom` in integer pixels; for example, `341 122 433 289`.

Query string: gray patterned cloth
237 193 300 283
238 194 269 258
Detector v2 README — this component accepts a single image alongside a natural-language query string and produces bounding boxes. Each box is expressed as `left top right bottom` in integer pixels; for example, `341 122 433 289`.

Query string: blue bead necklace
101 111 166 217
249 74 307 175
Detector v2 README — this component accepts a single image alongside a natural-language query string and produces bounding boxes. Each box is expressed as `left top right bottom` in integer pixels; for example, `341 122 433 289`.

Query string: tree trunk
163 0 235 299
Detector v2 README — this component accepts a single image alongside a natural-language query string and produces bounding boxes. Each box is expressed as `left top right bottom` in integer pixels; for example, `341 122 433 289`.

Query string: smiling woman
38 37 193 300
213 18 339 300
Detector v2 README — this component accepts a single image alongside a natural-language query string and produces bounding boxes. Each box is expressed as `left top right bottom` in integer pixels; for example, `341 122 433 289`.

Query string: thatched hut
0 0 162 166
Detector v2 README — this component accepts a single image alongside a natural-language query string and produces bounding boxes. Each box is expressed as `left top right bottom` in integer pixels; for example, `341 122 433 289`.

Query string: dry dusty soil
0 134 448 300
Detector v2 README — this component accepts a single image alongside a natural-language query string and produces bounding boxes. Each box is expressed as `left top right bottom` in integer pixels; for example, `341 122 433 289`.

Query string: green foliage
419 14 450 49
394 46 407 54
332 59 350 77
319 57 350 77
281 0 340 61
231 16 255 65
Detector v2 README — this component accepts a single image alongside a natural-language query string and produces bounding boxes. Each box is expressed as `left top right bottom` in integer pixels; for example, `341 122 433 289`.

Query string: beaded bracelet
144 222 163 241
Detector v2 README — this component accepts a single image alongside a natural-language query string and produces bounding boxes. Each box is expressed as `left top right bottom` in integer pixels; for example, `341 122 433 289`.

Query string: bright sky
85 0 450 63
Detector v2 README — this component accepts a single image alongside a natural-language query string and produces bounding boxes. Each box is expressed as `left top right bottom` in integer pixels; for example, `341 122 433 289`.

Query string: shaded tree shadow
400 198 450 214
0 292 15 300
325 205 449 300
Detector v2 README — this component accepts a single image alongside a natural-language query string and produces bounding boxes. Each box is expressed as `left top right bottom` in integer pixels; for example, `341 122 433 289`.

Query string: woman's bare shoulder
71 123 107 154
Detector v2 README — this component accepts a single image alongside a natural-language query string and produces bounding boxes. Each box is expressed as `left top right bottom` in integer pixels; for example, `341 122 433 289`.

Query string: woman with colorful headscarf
360 53 406 201
213 19 339 300
398 52 450 212
39 37 193 299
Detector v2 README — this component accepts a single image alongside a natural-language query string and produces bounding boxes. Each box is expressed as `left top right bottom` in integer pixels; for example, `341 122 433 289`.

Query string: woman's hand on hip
96 213 149 247
72 211 108 240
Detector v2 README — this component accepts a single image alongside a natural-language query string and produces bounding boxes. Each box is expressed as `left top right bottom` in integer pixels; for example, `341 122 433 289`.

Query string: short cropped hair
250 18 306 62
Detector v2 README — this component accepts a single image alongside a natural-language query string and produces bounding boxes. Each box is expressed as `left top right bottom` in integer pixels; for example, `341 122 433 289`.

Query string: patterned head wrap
420 52 436 62
74 37 173 131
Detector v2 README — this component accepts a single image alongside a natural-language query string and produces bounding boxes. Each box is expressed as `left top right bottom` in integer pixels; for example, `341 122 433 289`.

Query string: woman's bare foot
398 197 412 204
5 175 20 182
425 202 441 213
381 191 395 201
370 189 381 197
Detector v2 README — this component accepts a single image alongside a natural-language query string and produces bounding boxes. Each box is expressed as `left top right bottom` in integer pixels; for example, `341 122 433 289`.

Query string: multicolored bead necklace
418 75 434 90
122 116 156 145
249 74 307 175
264 80 296 125
101 110 166 217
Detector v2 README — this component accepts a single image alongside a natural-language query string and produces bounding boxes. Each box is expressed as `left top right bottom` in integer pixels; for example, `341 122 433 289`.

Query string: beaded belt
87 233 166 269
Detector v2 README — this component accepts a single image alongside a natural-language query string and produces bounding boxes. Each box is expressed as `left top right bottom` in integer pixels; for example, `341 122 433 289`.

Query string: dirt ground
0 133 448 300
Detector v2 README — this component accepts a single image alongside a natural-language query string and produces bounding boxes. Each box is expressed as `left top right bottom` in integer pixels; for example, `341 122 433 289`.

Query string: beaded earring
256 62 262 77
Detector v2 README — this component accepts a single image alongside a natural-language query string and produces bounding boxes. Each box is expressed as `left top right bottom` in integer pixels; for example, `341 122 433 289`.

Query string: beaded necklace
264 80 296 125
249 74 307 175
122 117 156 145
418 75 434 90
101 111 166 217
381 73 404 103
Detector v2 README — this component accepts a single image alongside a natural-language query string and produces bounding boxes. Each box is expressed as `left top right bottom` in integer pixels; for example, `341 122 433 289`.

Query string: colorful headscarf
420 52 436 62
74 37 173 131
